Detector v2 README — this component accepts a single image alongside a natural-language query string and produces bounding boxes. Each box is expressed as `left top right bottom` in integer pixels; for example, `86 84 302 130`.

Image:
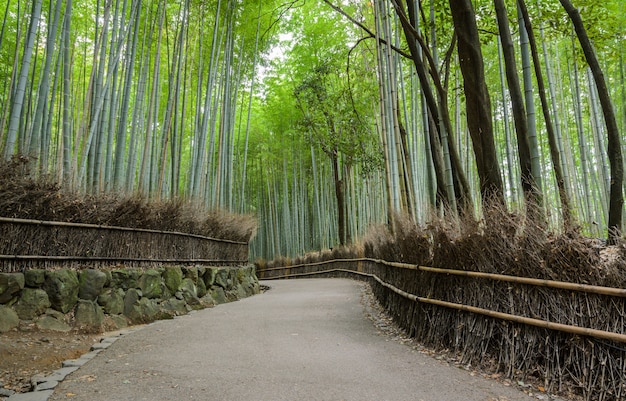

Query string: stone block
180 278 199 305
98 288 124 315
35 315 71 332
24 270 45 288
110 269 140 290
210 286 226 305
203 267 218 288
14 288 50 320
74 300 104 332
214 268 229 289
138 269 163 299
196 277 207 298
162 267 183 293
160 298 188 316
0 273 24 304
78 269 107 301
43 270 79 313
0 305 19 333
183 266 198 283
123 289 140 316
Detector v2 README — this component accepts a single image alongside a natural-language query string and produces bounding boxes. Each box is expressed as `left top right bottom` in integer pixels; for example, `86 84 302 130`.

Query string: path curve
50 279 532 401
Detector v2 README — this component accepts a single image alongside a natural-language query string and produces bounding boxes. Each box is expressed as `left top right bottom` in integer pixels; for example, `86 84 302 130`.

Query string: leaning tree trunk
494 0 543 220
449 0 505 207
392 0 474 215
560 0 623 243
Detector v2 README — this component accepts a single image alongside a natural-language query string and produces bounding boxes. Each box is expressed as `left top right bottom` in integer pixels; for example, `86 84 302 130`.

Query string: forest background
0 0 624 260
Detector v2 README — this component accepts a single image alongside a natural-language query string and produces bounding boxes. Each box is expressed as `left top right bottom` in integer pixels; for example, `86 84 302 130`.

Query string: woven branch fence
257 258 626 401
0 217 249 272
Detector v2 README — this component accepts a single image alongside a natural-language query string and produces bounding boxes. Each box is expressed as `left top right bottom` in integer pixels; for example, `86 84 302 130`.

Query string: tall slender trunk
332 149 346 245
239 0 263 212
517 1 542 195
4 0 43 160
518 0 572 225
497 39 518 205
29 0 63 164
61 0 73 185
571 51 593 228
560 0 624 242
113 0 141 189
587 67 611 206
391 0 474 213
494 0 542 220
139 0 165 194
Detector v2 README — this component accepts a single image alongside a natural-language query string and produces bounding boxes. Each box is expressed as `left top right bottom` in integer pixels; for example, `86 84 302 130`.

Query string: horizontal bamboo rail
0 216 247 245
260 257 626 298
0 255 246 264
264 267 626 344
417 265 626 297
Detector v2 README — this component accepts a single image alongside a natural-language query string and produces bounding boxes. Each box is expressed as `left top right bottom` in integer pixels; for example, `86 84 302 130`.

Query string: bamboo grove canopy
0 0 624 258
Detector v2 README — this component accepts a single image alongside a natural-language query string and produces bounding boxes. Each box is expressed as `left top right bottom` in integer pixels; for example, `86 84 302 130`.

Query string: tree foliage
0 0 624 257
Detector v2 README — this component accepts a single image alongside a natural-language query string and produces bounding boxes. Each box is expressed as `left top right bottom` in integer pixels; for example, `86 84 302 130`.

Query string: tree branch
321 0 412 59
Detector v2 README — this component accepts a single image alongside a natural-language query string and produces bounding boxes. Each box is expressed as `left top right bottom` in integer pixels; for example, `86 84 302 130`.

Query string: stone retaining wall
0 265 260 333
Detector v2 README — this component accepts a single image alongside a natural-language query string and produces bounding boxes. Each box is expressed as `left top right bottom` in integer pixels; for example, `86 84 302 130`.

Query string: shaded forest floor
0 328 102 395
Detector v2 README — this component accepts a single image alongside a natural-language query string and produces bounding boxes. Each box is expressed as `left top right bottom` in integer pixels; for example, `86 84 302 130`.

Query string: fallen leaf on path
78 375 96 382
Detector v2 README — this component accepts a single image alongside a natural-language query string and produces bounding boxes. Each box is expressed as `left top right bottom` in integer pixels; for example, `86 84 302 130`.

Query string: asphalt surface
49 278 532 401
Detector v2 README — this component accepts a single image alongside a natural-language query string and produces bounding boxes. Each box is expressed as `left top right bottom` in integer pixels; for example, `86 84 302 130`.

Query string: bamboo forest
0 0 624 259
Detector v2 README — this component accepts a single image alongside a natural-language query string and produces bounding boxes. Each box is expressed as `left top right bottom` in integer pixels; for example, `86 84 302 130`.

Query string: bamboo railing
257 258 626 343
0 217 249 272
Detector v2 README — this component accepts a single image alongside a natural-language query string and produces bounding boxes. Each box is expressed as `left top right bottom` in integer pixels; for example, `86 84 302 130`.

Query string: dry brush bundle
0 157 256 270
0 157 257 242
360 209 626 400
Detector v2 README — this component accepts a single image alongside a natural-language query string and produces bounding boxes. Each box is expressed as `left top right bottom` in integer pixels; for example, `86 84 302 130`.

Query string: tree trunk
517 1 542 195
449 0 505 207
497 39 518 205
494 0 542 219
29 0 63 163
560 0 623 243
332 149 346 246
4 0 42 160
393 0 473 214
518 0 572 225
61 0 73 185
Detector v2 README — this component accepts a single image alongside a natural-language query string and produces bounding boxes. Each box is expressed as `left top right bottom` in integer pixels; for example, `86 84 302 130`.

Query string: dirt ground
0 324 102 394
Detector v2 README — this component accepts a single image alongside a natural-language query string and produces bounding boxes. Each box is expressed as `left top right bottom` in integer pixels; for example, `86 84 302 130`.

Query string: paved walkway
49 279 532 401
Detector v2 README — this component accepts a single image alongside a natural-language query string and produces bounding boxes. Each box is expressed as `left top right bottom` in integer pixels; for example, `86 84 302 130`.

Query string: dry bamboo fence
257 258 626 401
0 217 249 272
